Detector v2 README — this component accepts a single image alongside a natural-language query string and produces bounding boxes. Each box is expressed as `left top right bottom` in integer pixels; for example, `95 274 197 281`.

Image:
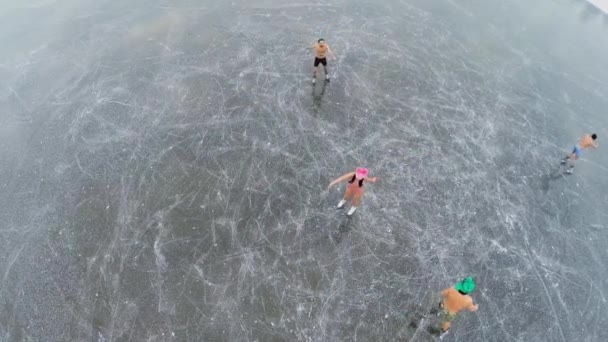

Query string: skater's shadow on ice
330 216 353 243
398 303 443 339
312 81 327 114
540 169 566 193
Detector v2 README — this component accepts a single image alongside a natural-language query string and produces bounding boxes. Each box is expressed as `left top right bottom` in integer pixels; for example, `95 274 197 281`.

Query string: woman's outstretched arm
328 172 355 189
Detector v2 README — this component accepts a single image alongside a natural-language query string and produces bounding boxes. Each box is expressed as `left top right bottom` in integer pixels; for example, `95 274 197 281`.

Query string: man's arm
468 299 478 312
327 46 337 60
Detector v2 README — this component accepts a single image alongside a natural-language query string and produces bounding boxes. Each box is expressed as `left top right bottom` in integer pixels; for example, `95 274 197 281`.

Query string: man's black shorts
314 57 327 67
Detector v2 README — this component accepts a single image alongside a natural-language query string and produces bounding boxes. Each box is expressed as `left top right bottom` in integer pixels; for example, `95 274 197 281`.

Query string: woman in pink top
328 167 378 215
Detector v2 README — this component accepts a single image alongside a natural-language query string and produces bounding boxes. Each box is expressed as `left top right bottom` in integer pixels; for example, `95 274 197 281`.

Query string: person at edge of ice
561 133 598 174
328 167 378 216
312 38 336 84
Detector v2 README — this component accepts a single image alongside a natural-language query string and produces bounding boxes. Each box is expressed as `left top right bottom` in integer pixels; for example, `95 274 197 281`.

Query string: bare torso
441 288 476 315
314 43 329 58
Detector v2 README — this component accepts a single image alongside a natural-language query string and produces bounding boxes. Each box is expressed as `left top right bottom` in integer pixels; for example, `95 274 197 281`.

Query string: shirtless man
436 277 478 336
312 38 336 84
561 133 598 173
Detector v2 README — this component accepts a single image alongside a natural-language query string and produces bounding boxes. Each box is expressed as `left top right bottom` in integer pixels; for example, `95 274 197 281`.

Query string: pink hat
355 167 368 180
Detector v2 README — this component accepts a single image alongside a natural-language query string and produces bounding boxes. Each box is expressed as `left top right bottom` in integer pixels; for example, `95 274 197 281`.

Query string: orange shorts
344 182 363 204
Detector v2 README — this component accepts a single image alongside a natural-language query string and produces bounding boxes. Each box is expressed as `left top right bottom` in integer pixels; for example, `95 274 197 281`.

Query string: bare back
441 288 476 315
578 135 596 149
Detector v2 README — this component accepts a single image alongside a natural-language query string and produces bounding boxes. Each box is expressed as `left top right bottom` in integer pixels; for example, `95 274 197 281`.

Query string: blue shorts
572 145 582 158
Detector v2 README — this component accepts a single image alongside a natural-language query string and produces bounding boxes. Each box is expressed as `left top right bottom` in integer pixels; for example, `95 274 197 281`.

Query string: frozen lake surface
2 0 608 341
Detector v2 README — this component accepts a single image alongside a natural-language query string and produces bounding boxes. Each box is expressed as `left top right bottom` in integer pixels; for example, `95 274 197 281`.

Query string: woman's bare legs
338 187 354 208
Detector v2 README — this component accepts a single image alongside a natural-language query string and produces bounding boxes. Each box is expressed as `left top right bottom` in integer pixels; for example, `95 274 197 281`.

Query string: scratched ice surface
2 0 608 341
